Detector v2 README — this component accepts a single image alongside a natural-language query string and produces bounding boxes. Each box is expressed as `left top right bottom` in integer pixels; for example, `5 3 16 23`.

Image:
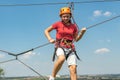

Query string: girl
44 7 86 80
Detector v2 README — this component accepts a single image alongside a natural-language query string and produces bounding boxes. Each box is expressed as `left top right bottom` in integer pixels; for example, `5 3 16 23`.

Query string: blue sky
0 0 120 77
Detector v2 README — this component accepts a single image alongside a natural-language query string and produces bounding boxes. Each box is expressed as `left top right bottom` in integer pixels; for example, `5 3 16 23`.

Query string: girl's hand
49 38 55 43
81 27 86 33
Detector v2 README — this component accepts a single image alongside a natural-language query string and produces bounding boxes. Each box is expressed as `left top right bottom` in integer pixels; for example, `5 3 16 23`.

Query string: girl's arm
44 26 55 43
75 27 86 42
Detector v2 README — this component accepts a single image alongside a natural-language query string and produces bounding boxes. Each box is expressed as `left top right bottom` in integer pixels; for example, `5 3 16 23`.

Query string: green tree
0 67 4 78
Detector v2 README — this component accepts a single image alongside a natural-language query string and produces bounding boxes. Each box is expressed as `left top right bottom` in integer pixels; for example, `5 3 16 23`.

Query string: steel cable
87 14 120 29
0 50 16 56
17 59 48 80
0 42 51 56
0 59 16 64
0 0 120 7
16 42 51 56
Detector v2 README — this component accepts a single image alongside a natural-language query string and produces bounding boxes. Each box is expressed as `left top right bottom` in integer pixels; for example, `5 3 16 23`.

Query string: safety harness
52 38 80 61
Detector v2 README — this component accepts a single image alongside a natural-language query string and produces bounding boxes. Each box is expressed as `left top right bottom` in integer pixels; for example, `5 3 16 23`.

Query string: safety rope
68 2 80 34
0 42 51 57
0 59 16 64
73 0 120 4
16 42 51 56
17 59 47 80
87 14 120 29
0 50 16 56
0 0 120 7
0 58 47 80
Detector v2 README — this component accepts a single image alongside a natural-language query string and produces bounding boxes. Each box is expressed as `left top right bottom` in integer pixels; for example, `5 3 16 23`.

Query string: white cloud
103 11 112 16
93 10 102 17
93 10 112 17
94 48 110 54
23 51 36 59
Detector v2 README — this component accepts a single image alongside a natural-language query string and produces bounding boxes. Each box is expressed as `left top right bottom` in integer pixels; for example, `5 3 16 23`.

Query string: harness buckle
61 39 73 47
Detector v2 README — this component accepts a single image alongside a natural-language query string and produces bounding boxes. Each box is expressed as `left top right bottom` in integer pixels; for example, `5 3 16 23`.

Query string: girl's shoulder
53 21 62 25
52 21 62 29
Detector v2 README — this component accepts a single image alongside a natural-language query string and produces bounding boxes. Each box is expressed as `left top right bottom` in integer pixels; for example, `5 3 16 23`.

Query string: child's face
61 13 71 24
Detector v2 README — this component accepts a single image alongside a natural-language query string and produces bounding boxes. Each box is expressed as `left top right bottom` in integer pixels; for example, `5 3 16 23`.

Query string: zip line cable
0 58 47 80
0 42 51 61
17 59 47 80
17 59 42 77
0 0 120 7
0 50 16 56
68 2 80 34
0 59 16 64
16 42 51 56
87 14 120 29
0 42 51 57
73 0 120 4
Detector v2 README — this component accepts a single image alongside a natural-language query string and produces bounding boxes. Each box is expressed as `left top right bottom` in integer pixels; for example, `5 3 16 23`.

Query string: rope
16 42 51 56
0 42 51 56
17 59 47 80
33 42 51 50
68 2 80 34
0 2 68 7
0 0 120 7
0 58 47 79
0 50 16 56
87 14 120 29
74 0 120 4
0 59 16 64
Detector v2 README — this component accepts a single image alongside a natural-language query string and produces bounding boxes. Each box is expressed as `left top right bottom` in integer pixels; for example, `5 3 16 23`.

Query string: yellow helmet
59 7 71 16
